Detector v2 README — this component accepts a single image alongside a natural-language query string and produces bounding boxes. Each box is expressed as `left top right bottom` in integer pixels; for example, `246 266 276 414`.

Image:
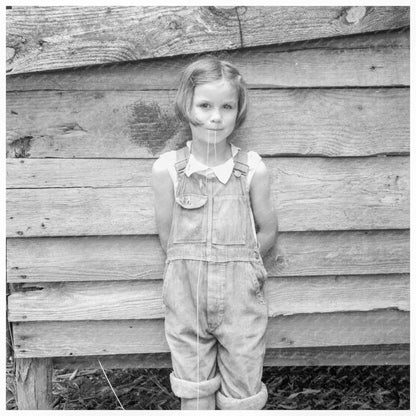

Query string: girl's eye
223 104 234 109
199 103 210 108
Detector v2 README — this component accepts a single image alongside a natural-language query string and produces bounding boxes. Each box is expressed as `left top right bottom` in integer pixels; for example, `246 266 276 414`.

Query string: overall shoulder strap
174 146 190 174
233 149 249 177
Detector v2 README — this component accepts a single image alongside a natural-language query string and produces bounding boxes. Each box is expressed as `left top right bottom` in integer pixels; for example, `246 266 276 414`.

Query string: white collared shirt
157 141 262 192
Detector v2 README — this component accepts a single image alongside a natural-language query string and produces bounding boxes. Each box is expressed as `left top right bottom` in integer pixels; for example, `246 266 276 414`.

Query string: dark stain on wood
14 284 43 292
127 100 181 155
58 122 87 134
207 6 239 21
7 136 33 158
235 7 247 48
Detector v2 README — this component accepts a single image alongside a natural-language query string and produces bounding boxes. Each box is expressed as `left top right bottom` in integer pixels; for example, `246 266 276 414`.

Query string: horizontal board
6 88 410 158
6 155 410 194
6 187 156 237
7 274 409 322
52 344 411 368
7 158 153 189
6 157 409 236
6 235 165 283
6 230 410 283
6 6 409 74
6 30 410 91
11 310 410 358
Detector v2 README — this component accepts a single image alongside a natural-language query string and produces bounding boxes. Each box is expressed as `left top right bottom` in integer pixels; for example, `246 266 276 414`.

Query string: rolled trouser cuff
216 382 268 410
169 372 221 399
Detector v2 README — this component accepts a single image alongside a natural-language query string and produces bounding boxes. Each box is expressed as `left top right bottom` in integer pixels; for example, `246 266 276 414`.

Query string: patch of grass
6 362 409 410
263 365 409 410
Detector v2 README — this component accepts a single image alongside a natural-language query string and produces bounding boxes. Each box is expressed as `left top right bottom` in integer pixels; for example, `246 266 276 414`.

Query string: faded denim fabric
163 147 269 409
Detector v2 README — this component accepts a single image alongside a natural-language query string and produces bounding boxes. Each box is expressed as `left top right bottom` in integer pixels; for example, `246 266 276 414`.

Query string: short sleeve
246 151 262 188
154 150 177 188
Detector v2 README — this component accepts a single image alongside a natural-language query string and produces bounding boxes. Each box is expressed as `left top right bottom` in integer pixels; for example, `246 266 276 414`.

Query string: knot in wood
207 6 239 20
6 47 16 62
168 20 181 31
345 6 366 24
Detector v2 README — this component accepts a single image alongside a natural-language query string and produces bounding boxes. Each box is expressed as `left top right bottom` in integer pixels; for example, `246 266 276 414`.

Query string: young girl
152 56 277 410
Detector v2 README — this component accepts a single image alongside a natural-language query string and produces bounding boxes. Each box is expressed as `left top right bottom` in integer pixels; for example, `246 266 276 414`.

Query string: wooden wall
6 6 410 369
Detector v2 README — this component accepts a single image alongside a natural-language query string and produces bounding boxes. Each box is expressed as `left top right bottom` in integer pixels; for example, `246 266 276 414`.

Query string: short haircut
175 55 248 129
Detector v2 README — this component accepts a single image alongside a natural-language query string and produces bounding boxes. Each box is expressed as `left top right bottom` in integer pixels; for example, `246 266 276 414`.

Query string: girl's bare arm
152 159 175 253
249 161 278 258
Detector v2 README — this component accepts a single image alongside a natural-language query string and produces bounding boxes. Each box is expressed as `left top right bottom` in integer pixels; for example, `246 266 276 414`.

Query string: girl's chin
203 130 229 139
198 135 229 144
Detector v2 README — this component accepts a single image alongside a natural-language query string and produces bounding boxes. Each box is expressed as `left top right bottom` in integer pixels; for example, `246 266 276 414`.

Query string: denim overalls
162 145 269 409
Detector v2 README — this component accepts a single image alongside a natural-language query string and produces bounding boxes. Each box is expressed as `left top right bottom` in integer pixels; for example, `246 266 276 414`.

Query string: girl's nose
209 109 222 123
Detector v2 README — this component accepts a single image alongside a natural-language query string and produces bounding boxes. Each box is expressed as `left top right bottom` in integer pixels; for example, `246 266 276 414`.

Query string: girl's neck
190 140 232 167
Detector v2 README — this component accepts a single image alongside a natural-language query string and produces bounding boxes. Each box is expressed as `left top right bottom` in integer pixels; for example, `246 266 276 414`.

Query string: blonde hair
175 56 248 129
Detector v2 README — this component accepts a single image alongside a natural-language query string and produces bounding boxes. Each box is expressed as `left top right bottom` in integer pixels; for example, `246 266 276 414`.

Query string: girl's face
189 79 238 145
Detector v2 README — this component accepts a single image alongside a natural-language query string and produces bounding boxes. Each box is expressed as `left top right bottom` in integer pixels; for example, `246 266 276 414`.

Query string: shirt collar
184 141 240 184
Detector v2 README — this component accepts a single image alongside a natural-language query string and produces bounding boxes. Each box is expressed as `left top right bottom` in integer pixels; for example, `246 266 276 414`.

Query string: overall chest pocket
172 194 208 243
212 195 247 245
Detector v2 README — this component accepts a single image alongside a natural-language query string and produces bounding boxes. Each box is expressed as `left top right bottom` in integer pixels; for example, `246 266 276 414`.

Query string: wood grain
7 235 165 283
12 310 410 358
6 6 409 74
6 88 409 158
15 358 53 409
52 344 410 368
7 158 152 189
6 30 410 91
7 274 409 322
237 6 409 48
6 231 409 283
6 156 409 236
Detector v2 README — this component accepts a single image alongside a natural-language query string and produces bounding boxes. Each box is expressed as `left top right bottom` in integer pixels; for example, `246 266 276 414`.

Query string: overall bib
163 145 269 410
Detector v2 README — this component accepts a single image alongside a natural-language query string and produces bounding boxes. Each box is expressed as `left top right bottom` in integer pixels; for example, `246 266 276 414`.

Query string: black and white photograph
5 2 411 411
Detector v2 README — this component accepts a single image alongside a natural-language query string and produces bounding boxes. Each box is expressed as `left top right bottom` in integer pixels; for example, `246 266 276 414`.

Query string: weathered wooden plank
269 156 409 232
6 6 240 75
53 344 410 369
6 235 165 283
6 30 410 91
12 310 410 358
6 187 157 237
6 156 409 236
272 230 409 277
15 358 53 409
6 230 410 283
6 6 409 75
7 274 409 322
7 158 152 189
6 156 410 204
6 88 409 158
237 6 409 50
5 184 407 236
